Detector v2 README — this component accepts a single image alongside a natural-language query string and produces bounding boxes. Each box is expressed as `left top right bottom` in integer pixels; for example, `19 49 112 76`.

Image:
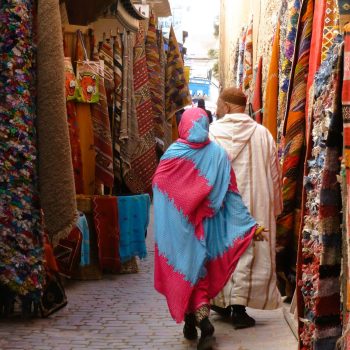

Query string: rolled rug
37 0 78 246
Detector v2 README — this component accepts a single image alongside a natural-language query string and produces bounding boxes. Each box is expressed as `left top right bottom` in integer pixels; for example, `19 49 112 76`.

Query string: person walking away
197 98 213 123
209 87 283 329
153 107 263 350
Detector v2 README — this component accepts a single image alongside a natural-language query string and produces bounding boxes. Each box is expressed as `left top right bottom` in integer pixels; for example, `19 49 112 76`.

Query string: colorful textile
321 0 340 62
343 24 350 349
112 33 123 188
252 57 263 124
117 194 150 263
0 0 45 300
98 40 115 105
243 18 253 94
299 41 343 350
92 196 120 273
165 26 192 122
91 70 114 189
123 27 158 195
232 38 240 87
37 0 78 245
276 0 314 297
77 214 90 267
278 0 302 149
146 14 165 142
263 22 280 141
210 114 283 310
153 108 257 323
237 27 247 89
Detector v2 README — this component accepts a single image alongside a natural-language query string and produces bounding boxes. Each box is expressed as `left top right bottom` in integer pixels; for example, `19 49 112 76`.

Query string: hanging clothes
276 0 314 298
263 23 280 141
251 57 263 124
237 27 247 89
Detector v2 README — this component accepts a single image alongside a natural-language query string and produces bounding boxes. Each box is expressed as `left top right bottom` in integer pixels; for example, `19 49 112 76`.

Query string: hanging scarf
252 57 263 124
0 0 45 299
264 22 280 140
153 108 257 323
237 27 247 89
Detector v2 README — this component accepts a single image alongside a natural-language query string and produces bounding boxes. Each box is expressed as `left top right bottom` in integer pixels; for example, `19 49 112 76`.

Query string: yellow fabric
76 103 96 195
172 114 179 141
263 23 280 141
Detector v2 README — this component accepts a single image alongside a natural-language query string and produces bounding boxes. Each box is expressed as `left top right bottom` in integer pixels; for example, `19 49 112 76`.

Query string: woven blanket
153 108 256 323
91 70 114 189
0 0 45 300
117 194 150 263
321 0 339 62
123 27 158 195
92 196 120 273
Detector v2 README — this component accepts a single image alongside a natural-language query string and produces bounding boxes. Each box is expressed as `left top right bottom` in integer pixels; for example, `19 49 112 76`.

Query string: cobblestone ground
0 225 297 350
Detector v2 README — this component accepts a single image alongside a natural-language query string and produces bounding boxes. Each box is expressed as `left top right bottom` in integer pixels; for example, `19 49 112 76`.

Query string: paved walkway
0 227 297 350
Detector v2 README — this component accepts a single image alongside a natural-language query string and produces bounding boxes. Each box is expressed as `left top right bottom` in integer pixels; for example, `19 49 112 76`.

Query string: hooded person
153 107 264 350
209 87 283 328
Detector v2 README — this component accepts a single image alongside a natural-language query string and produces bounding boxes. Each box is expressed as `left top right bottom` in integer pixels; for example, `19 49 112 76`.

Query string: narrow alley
0 226 297 350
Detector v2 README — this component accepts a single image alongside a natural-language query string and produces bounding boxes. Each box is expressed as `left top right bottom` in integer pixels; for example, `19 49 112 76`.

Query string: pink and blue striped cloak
153 108 257 323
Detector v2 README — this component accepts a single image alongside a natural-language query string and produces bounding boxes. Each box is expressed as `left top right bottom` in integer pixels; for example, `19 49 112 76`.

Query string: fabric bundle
36 0 78 245
117 194 150 263
0 0 45 300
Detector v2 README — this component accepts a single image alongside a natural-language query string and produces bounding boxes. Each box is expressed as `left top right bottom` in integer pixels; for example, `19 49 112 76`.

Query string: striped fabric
99 40 115 105
112 33 123 189
123 26 158 195
153 108 256 323
276 0 314 298
146 14 165 143
243 18 253 94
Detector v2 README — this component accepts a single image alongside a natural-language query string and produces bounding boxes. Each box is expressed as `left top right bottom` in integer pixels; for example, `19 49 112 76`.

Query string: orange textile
76 103 96 195
252 57 263 124
263 23 280 141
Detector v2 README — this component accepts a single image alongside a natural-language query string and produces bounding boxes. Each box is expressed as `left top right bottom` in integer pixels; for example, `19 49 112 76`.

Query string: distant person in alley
152 107 264 350
209 87 283 329
197 98 213 124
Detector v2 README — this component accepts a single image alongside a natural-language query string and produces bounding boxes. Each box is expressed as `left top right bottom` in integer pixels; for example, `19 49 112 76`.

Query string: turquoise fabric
77 213 90 266
117 194 150 263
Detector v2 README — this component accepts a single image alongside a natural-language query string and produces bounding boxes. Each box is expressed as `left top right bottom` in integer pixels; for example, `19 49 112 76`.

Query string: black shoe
183 313 198 340
197 318 215 350
210 304 231 318
231 305 255 329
